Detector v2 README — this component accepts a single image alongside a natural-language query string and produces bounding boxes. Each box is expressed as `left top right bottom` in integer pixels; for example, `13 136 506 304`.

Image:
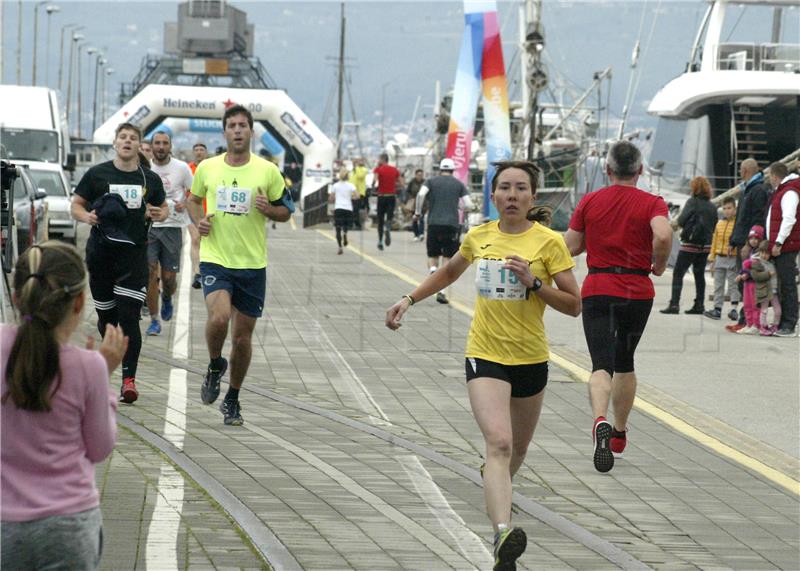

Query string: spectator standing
750 240 780 336
660 176 717 315
766 161 800 337
726 158 770 332
704 197 740 320
736 226 766 335
1 242 127 571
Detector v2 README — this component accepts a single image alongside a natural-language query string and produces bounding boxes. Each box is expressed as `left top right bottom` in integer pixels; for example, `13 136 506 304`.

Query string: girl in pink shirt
1 241 127 571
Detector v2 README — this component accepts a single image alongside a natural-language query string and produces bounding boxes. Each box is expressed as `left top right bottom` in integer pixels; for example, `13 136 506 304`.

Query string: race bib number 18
216 186 252 215
109 184 143 209
475 259 527 301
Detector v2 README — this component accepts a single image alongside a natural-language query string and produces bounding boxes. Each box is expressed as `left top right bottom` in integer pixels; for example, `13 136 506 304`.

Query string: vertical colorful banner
445 1 512 220
445 4 485 185
480 8 512 219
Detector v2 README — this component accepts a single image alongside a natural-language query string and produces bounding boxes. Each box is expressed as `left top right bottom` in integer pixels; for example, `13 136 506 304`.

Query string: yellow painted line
314 228 800 497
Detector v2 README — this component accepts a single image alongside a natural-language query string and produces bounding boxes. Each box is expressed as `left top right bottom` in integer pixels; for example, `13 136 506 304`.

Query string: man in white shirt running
145 131 194 336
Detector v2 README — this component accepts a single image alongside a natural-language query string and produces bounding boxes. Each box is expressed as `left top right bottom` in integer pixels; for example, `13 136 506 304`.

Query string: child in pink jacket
1 242 127 570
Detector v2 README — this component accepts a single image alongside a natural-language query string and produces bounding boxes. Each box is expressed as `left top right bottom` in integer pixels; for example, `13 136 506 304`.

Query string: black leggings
96 300 142 381
670 249 709 306
376 196 395 240
582 296 653 376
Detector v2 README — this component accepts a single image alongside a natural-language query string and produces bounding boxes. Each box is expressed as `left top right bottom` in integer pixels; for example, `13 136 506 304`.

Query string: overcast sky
1 1 796 149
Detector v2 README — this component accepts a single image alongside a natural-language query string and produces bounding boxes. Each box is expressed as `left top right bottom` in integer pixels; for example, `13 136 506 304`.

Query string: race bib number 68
216 186 252 215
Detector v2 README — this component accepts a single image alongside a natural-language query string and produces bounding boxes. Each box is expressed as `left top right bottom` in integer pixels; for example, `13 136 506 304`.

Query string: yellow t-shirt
191 154 285 269
459 220 575 365
349 165 368 197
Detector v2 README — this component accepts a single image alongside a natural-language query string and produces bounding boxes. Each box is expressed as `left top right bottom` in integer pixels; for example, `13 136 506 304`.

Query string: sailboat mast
337 2 346 160
523 0 547 160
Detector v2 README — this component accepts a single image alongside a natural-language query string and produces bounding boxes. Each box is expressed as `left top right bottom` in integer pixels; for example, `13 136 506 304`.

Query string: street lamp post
66 32 84 126
32 1 48 86
92 56 105 134
102 68 115 124
44 4 61 87
77 45 96 138
16 0 23 84
59 24 82 93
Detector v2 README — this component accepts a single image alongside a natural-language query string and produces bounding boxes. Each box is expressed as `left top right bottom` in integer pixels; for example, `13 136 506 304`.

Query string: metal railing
716 42 800 72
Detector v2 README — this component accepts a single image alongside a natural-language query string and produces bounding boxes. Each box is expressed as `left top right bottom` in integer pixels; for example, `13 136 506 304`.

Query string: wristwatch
525 277 543 299
775 241 783 248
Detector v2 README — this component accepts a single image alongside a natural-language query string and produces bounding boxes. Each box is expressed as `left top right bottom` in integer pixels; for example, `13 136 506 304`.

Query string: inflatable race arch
93 84 335 200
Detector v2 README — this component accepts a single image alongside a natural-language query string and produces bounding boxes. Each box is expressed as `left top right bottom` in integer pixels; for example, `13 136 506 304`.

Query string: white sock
429 266 437 274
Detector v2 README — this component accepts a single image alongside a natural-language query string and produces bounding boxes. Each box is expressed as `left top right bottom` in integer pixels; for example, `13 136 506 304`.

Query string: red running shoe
120 377 138 404
592 416 614 473
725 323 745 333
610 427 627 458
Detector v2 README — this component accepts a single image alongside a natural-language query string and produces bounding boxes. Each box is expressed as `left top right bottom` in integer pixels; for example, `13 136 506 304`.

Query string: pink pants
742 281 759 327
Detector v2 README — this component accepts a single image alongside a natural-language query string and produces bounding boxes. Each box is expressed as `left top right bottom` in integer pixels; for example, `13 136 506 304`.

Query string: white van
0 86 77 242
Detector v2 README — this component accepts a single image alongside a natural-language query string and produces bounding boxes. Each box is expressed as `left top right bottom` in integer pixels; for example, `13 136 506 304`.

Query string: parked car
24 163 76 243
7 162 49 259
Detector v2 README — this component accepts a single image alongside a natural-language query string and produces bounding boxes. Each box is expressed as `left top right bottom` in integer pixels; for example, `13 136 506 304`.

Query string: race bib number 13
475 259 527 301
109 184 143 209
216 186 252 215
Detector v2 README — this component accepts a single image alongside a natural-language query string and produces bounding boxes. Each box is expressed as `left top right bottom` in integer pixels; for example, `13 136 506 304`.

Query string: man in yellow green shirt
349 157 368 229
186 105 294 426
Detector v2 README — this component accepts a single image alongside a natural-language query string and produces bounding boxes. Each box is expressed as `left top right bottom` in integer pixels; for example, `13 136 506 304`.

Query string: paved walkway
65 220 799 569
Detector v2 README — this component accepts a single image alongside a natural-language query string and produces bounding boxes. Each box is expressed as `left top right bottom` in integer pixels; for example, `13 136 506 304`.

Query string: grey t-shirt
424 175 467 227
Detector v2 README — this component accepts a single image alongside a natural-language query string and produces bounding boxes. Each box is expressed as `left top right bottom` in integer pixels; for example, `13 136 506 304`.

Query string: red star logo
300 118 307 126
316 163 321 168
223 99 236 109
123 111 129 117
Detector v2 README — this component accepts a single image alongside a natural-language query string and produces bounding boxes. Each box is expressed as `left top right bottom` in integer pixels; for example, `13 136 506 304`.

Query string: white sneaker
737 325 758 335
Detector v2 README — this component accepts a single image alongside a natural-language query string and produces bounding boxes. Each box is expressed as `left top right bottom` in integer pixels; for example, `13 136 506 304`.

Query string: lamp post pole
32 2 48 85
103 68 115 124
59 25 81 93
16 0 23 84
44 4 61 87
92 55 104 135
66 32 84 127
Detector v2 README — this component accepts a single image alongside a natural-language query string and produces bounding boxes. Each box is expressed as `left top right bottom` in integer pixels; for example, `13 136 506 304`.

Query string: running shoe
201 358 228 405
493 527 527 571
703 308 721 320
610 427 627 458
146 319 161 336
120 377 138 404
592 417 614 473
192 273 202 290
161 296 174 321
737 325 759 335
436 292 449 304
725 323 745 333
220 398 244 426
384 229 391 247
727 308 739 321
377 242 384 251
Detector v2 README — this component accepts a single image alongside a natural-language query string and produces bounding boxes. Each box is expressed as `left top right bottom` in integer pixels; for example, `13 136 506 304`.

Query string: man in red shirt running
564 140 672 473
372 153 404 250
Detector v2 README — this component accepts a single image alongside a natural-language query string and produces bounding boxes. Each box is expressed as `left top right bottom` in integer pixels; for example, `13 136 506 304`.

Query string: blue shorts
200 262 266 318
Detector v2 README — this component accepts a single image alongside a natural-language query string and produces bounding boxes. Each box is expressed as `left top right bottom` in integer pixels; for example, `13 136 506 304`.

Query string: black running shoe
192 273 202 290
220 398 244 426
593 417 614 473
493 527 527 571
436 292 449 304
201 358 227 405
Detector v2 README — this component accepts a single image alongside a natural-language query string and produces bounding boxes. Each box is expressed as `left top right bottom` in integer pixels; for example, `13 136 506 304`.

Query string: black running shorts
426 225 460 258
581 295 653 376
465 357 548 398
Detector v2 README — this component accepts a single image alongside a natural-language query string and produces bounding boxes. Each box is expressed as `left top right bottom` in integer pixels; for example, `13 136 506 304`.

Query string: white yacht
647 0 799 196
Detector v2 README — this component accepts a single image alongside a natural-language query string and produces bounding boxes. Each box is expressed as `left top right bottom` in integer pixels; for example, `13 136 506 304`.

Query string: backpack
680 211 709 245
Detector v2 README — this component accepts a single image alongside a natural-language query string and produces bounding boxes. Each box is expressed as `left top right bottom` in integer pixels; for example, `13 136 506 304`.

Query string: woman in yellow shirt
385 160 580 570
